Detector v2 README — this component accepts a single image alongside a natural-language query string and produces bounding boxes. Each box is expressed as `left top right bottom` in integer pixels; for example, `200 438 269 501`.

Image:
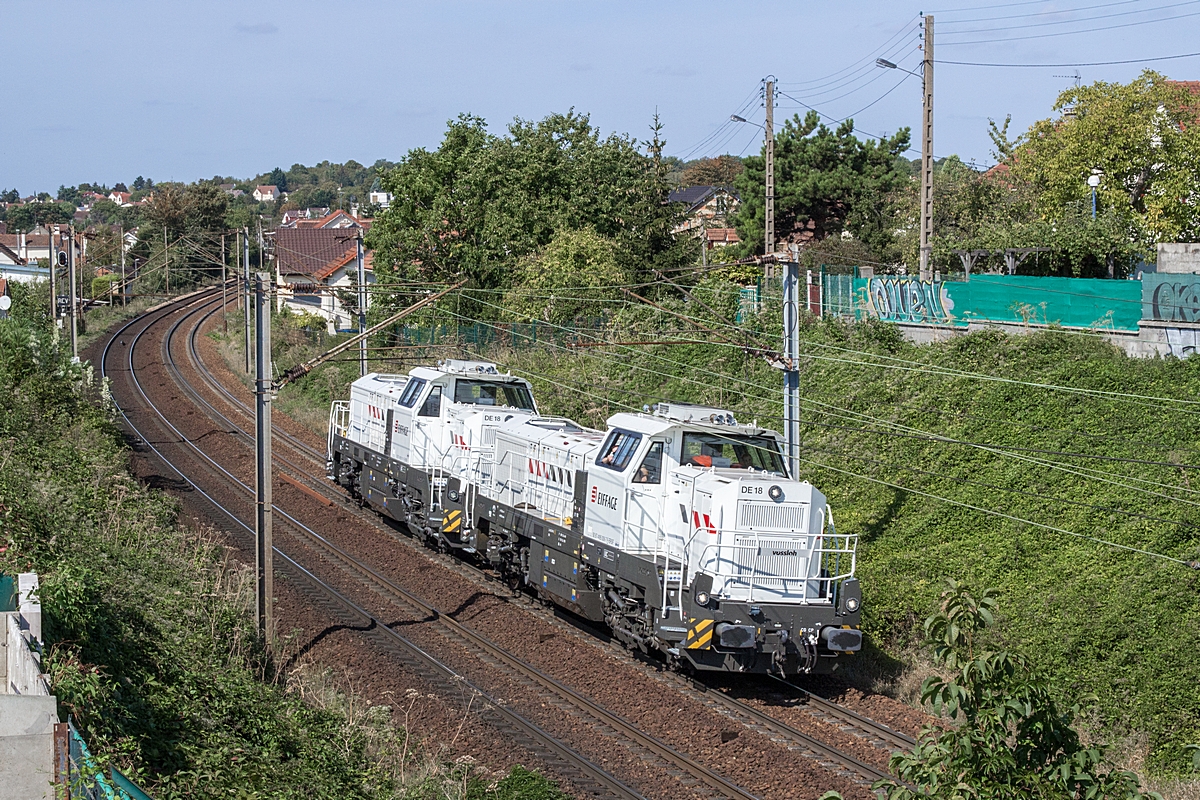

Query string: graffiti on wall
865 277 953 324
1165 327 1200 357
1146 279 1200 323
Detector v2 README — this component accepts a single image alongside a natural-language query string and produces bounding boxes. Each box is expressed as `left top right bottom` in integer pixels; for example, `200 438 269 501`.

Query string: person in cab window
602 442 620 465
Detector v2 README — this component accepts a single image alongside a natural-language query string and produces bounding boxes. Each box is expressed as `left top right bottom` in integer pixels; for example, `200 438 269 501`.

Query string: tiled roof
275 228 359 277
0 241 24 264
705 228 740 244
669 185 717 205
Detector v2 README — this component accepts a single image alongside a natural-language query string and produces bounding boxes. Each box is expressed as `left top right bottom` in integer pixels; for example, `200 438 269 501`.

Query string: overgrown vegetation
879 581 1161 799
0 280 568 798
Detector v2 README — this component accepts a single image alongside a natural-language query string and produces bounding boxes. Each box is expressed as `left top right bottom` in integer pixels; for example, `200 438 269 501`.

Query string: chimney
18 231 25 259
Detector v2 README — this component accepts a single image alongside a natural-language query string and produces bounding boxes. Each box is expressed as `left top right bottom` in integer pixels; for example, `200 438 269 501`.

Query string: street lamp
875 58 923 79
731 114 763 129
1087 169 1103 220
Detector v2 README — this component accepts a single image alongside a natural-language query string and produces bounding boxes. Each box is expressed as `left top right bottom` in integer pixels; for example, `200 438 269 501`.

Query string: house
704 228 741 251
108 191 132 206
668 185 740 235
0 225 79 281
280 208 366 230
253 185 280 203
273 226 373 331
368 190 392 208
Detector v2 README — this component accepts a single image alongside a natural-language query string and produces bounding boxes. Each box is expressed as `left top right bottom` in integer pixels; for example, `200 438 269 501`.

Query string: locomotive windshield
453 379 536 410
681 432 786 474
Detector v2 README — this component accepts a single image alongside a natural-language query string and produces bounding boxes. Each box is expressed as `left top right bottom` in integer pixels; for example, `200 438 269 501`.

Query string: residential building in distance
273 217 372 331
108 191 133 206
253 185 280 203
368 190 392 208
0 225 80 282
668 185 740 236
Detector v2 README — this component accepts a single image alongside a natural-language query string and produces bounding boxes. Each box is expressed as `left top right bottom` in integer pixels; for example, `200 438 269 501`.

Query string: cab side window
633 441 664 484
596 430 642 471
418 386 442 417
398 378 427 408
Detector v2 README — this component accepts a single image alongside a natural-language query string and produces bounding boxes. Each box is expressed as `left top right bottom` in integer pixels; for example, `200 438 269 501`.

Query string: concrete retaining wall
890 318 1200 359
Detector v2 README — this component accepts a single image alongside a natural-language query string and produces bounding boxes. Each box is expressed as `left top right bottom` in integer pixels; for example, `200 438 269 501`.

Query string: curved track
99 288 912 798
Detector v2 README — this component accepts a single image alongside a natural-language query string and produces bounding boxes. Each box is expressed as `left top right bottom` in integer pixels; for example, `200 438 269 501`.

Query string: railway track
101 289 763 800
99 287 915 796
174 287 913 789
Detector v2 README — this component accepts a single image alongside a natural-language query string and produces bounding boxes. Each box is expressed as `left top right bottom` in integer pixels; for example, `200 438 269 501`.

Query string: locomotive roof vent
651 402 737 426
437 359 502 375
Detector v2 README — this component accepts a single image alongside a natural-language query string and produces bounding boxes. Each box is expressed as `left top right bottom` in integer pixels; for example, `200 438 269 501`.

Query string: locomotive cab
579 402 861 675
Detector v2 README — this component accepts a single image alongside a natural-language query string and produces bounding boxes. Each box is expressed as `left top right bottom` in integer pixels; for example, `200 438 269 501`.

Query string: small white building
368 190 392 208
253 185 280 203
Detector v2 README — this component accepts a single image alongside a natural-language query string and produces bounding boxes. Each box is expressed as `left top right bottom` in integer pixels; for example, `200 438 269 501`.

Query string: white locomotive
327 360 862 675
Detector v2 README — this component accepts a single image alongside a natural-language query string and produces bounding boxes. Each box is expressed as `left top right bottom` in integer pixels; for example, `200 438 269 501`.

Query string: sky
3 0 1198 194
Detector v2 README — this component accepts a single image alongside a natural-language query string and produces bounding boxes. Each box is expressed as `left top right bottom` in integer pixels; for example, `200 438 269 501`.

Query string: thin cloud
649 66 697 78
236 22 278 34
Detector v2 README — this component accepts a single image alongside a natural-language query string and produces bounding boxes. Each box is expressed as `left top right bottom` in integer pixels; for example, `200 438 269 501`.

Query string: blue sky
4 0 1197 193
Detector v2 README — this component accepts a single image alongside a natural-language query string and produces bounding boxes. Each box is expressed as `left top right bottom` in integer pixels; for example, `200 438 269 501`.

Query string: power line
444 295 1200 505
777 15 920 89
431 305 1199 567
931 0 1128 13
937 50 1200 67
940 8 1200 45
798 455 1196 567
940 0 1200 34
937 0 1143 24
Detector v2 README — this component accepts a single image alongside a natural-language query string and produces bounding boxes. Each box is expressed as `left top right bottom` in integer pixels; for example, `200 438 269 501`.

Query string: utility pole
67 224 78 358
163 225 170 296
119 225 126 307
782 258 800 480
221 233 227 332
243 227 251 374
764 78 775 271
254 271 274 645
48 227 57 322
919 14 935 282
357 229 367 377
236 230 243 313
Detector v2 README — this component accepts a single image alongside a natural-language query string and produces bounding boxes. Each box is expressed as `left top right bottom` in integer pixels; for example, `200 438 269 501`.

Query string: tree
732 111 911 257
368 110 688 317
268 167 288 193
1011 71 1200 247
132 176 146 191
57 185 80 205
3 202 73 231
141 183 188 234
679 155 745 187
877 581 1162 800
1 188 19 203
503 227 629 324
85 226 123 267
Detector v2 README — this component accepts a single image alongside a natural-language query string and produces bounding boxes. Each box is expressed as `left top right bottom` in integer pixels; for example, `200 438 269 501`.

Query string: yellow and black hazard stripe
684 618 715 650
441 509 463 534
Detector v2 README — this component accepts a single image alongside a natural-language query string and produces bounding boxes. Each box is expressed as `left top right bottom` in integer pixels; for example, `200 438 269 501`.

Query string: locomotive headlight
768 485 784 502
695 592 710 607
448 489 460 502
845 597 860 613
